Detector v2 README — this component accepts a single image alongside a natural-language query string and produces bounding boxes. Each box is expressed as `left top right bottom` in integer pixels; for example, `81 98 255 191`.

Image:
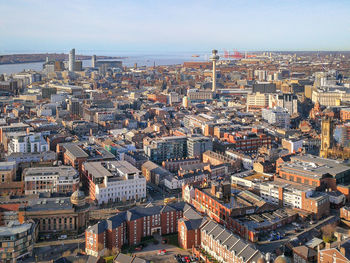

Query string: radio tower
210 49 219 92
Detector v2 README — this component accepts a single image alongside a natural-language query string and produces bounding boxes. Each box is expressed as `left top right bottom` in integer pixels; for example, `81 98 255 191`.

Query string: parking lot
132 242 192 263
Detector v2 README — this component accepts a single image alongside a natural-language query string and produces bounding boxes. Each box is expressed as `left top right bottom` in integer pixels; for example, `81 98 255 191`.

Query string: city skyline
1 0 350 53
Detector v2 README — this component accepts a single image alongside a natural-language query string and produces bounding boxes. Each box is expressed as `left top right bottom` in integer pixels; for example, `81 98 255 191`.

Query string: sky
0 0 350 54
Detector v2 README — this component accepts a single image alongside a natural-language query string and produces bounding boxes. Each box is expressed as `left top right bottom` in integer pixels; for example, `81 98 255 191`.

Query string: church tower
320 116 333 158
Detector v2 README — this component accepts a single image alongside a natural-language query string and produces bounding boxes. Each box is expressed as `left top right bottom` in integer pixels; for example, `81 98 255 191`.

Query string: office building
187 136 213 158
262 107 290 129
23 166 79 195
247 92 269 111
144 136 188 164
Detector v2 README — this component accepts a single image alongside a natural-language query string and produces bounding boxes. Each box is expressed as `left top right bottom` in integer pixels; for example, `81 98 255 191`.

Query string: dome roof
274 255 291 263
70 190 86 206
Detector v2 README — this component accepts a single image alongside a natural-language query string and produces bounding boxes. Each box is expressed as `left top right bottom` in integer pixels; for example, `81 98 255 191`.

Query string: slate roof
107 212 127 229
126 205 163 221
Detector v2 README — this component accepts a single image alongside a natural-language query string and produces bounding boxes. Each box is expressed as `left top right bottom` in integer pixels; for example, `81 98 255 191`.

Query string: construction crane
222 49 256 59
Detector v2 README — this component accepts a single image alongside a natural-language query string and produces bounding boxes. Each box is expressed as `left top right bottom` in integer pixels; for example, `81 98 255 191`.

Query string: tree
321 223 336 243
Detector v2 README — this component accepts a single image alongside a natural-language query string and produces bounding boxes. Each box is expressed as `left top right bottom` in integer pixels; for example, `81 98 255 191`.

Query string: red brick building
85 202 185 257
178 204 207 249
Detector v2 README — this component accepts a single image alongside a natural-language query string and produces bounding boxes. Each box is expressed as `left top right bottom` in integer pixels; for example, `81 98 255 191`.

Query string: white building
262 107 290 129
83 161 146 205
259 181 314 208
7 132 49 155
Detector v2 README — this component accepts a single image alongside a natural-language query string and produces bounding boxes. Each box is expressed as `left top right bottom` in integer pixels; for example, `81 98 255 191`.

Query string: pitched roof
293 246 317 258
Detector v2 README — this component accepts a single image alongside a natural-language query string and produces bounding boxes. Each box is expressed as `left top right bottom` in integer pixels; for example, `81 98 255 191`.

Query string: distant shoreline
0 53 127 65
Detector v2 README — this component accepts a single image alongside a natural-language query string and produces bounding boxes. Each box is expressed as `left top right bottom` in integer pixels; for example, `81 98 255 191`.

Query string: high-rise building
92 55 96 68
69 48 76 71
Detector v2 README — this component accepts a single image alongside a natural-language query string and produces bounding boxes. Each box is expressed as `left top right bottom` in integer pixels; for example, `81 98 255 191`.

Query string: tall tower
69 48 76 71
320 116 334 158
210 49 219 92
92 55 97 68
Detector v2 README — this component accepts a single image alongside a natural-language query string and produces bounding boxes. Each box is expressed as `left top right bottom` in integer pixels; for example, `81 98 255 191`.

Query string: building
252 82 276 93
68 98 82 117
85 202 185 256
269 93 298 115
0 220 37 263
202 150 240 171
187 89 213 102
340 206 350 225
141 161 171 185
312 87 350 106
187 136 213 158
277 154 350 192
69 48 76 71
293 246 317 263
228 208 297 242
318 239 350 263
164 171 209 190
82 161 146 205
144 136 187 164
185 184 267 225
340 108 350 121
259 181 330 220
23 166 79 195
162 158 201 173
0 161 17 183
121 151 148 170
262 107 290 129
7 132 49 155
0 123 30 143
247 92 269 111
221 130 272 154
91 55 97 68
18 191 89 234
58 142 115 173
178 204 207 250
197 220 264 263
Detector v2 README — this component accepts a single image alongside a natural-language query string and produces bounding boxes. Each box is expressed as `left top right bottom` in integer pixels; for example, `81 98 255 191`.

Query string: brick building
318 239 350 263
197 220 264 263
178 204 207 250
85 202 185 256
275 154 350 200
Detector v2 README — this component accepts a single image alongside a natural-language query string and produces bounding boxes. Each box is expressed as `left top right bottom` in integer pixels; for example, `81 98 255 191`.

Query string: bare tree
321 223 336 243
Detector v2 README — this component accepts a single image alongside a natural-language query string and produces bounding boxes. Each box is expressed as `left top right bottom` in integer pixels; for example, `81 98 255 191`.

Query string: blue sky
0 0 350 54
